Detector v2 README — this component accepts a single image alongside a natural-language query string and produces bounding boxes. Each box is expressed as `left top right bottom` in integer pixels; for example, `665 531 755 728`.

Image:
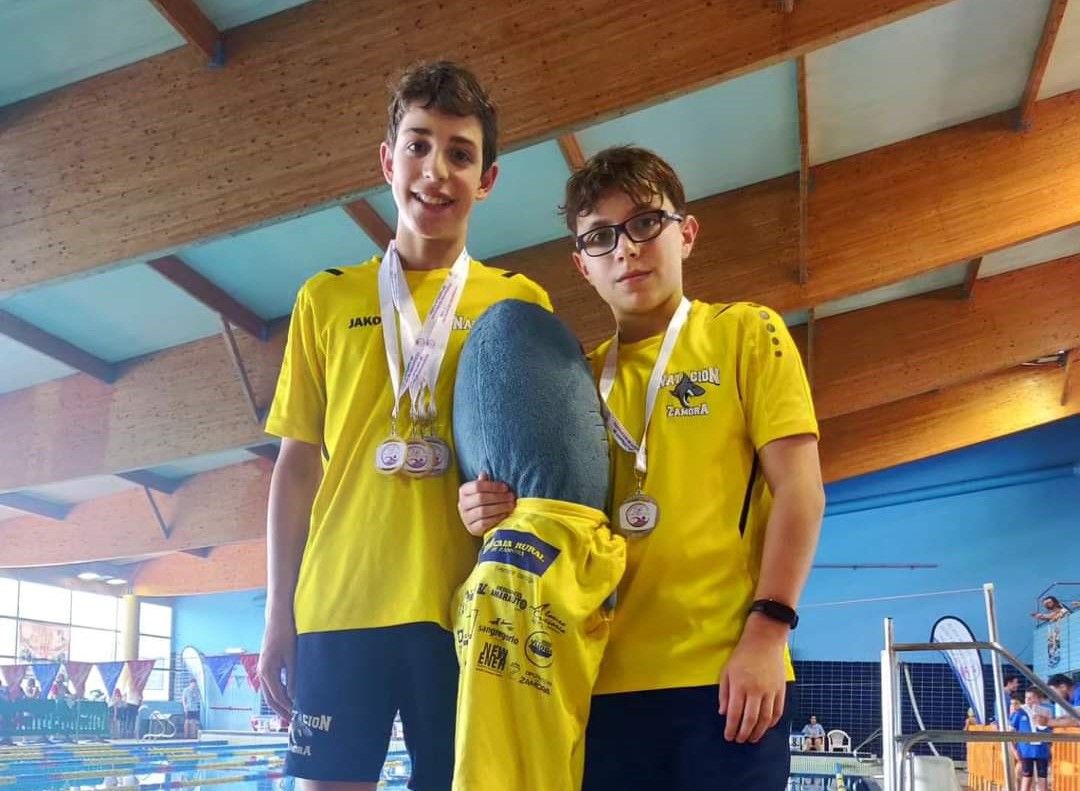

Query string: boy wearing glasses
459 146 824 789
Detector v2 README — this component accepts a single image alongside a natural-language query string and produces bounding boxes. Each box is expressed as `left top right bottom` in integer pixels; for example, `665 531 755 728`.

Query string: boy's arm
258 437 322 719
719 433 824 744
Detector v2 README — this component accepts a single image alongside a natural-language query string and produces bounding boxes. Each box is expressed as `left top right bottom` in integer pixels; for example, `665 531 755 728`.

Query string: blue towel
453 299 609 511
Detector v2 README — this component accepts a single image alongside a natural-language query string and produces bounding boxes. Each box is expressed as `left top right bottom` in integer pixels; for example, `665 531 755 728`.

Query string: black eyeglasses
575 209 684 257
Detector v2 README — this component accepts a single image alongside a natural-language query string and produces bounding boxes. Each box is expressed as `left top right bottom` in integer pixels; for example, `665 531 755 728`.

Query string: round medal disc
402 438 434 478
375 438 407 475
618 494 660 535
425 437 452 477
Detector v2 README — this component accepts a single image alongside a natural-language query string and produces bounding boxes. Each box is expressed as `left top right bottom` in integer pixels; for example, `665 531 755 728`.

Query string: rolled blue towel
453 299 609 511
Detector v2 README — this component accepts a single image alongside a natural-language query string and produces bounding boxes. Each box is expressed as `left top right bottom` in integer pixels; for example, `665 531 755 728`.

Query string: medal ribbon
377 241 470 431
599 297 691 481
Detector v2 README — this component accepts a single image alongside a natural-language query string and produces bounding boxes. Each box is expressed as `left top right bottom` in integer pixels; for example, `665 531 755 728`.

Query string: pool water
0 741 880 790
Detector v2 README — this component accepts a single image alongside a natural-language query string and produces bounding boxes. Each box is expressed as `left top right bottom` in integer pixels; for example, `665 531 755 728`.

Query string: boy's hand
718 615 789 743
258 613 297 721
458 472 515 536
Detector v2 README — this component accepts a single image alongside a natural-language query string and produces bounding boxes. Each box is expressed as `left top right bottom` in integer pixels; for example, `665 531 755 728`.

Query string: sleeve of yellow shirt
734 303 819 450
265 284 327 446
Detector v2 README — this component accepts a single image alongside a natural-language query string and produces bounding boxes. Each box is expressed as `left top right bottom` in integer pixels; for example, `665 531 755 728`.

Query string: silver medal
618 493 660 536
402 438 434 478
425 436 452 477
375 437 407 475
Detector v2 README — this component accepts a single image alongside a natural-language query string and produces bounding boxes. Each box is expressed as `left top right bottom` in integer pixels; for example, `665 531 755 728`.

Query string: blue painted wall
794 414 1080 664
168 590 266 656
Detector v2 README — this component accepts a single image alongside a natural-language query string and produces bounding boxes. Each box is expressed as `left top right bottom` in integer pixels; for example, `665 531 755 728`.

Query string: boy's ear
571 250 592 284
475 161 500 202
680 213 700 259
379 141 394 186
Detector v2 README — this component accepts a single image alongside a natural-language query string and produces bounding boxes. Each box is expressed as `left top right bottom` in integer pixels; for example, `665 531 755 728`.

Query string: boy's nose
614 233 640 261
425 152 449 181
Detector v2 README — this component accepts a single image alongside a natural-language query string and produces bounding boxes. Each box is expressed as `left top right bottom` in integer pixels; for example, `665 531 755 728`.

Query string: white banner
931 616 986 724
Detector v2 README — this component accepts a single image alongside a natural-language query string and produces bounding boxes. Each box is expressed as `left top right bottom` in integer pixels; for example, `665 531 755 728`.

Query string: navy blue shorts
583 682 795 791
285 622 457 790
1020 756 1049 778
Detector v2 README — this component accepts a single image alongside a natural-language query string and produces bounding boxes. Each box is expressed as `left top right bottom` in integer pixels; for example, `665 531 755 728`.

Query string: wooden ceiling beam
0 0 953 292
0 310 117 384
810 254 1080 420
148 255 270 340
116 469 187 494
343 200 394 251
819 364 1079 483
960 257 982 299
557 134 587 171
147 0 225 66
1017 0 1070 130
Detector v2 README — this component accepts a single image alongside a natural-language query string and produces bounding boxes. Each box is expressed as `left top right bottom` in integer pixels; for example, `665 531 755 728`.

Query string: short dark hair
1005 675 1021 686
386 61 498 173
1048 674 1074 688
1027 688 1047 700
1010 691 1025 704
561 146 688 234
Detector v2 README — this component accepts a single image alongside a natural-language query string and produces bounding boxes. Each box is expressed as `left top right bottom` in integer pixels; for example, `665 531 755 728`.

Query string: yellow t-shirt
266 256 552 635
588 301 818 694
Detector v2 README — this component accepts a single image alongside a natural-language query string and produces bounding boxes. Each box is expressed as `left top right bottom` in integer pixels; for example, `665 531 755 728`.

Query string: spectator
23 678 40 699
1010 688 1051 791
181 679 201 740
1032 596 1071 623
1039 674 1080 727
108 688 124 738
801 715 826 751
996 675 1022 723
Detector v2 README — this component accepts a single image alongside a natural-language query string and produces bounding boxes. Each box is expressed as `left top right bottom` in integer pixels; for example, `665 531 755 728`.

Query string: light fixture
105 578 128 586
77 572 102 581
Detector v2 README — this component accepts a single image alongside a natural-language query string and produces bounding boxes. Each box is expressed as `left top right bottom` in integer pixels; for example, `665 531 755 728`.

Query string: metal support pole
985 583 1017 791
881 618 898 791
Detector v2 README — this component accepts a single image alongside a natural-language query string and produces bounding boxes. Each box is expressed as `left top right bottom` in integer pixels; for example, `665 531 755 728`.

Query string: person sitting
801 715 826 751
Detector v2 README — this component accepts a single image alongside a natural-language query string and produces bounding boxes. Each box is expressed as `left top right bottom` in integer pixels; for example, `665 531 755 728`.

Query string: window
72 591 119 630
138 603 173 703
18 620 70 662
70 626 117 663
0 577 16 617
18 581 71 624
139 602 172 637
0 617 14 657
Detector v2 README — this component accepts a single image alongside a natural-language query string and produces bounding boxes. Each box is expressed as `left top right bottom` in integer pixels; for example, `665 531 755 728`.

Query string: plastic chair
827 728 852 752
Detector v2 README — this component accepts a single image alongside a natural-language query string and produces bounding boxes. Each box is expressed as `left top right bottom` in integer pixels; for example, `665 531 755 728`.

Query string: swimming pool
0 741 881 790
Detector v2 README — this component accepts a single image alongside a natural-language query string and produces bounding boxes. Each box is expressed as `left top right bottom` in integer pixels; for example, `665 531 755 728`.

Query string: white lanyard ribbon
599 297 691 478
377 241 470 428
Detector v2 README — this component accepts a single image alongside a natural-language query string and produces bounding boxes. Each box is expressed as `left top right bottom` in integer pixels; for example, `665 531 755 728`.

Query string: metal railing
881 583 1080 791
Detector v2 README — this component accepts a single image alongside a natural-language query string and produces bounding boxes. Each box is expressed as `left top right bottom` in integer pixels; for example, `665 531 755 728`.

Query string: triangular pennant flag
239 654 260 692
31 662 60 698
64 661 93 698
205 654 239 694
126 659 157 696
96 661 125 696
0 664 28 700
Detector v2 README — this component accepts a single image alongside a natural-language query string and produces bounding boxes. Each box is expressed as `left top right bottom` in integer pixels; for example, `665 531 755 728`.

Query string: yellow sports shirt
588 301 818 695
266 256 552 635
